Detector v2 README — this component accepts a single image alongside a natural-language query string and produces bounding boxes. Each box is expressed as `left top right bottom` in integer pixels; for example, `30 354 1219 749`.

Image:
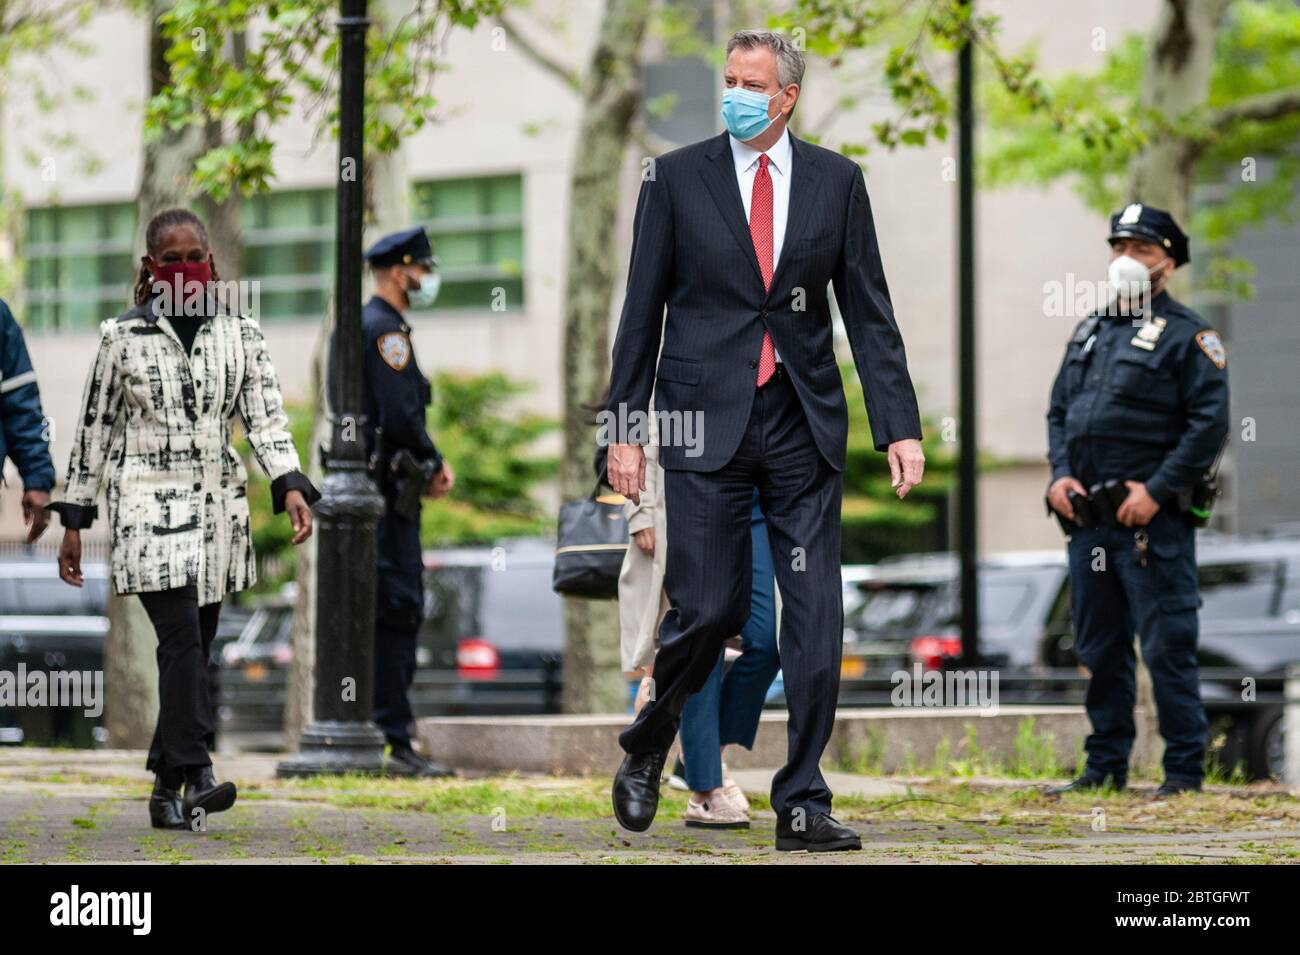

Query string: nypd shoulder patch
377 331 411 371
1195 329 1227 369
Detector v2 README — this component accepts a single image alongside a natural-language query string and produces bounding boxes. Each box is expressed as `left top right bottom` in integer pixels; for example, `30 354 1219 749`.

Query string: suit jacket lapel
700 132 765 289
699 131 824 299
767 134 821 296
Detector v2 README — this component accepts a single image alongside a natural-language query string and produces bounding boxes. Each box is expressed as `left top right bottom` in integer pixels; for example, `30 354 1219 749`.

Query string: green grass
832 717 1070 780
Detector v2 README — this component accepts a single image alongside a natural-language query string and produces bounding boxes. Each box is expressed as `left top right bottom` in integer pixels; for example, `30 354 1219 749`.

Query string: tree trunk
1126 0 1230 221
0 0 16 303
1126 0 1229 777
285 314 327 746
559 0 651 714
104 589 163 749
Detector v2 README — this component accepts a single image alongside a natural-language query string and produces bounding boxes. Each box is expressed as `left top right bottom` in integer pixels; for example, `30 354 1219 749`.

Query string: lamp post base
276 719 388 777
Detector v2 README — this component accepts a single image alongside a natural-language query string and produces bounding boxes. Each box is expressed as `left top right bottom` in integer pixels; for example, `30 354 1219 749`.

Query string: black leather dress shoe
387 745 454 778
182 765 237 822
612 749 668 832
148 775 188 830
1043 772 1126 796
775 812 862 852
1152 778 1202 798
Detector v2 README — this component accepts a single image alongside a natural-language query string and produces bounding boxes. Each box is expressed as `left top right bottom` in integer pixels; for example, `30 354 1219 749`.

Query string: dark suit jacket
604 131 922 472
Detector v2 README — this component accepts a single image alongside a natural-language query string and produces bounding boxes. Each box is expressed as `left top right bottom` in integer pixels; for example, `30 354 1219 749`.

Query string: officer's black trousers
1067 510 1208 783
373 496 425 749
374 620 419 747
138 585 222 784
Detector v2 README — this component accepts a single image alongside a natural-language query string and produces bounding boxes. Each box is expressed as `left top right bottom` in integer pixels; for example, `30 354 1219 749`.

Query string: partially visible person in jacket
616 396 781 829
46 208 320 832
0 297 55 543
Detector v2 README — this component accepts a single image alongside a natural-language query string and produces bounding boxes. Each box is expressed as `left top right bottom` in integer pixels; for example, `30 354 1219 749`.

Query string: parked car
216 591 296 742
420 537 564 677
0 557 110 615
841 551 1068 679
216 539 567 740
842 535 1300 779
0 557 109 746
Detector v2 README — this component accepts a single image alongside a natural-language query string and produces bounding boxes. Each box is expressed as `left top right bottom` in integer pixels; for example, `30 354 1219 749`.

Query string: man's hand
1117 480 1160 527
425 461 455 499
1048 476 1088 521
285 489 313 545
887 439 925 499
58 529 83 587
608 443 646 505
632 527 655 557
22 490 50 544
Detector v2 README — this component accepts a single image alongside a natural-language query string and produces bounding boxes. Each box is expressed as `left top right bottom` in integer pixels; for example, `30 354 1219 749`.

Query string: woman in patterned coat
47 209 321 831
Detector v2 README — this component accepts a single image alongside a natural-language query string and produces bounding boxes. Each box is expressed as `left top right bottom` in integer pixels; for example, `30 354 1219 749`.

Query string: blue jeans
1067 508 1207 784
678 488 781 792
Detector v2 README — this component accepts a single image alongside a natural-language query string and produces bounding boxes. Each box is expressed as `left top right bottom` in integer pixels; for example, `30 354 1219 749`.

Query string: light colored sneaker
685 789 750 829
721 780 750 813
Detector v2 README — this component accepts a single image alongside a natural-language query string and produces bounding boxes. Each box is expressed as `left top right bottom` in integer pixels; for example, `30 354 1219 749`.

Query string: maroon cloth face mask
149 258 213 288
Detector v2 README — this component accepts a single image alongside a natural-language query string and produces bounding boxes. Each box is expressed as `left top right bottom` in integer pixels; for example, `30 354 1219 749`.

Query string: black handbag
552 481 629 600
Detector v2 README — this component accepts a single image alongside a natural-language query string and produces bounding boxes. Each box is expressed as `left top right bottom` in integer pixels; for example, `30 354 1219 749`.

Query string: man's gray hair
726 30 805 89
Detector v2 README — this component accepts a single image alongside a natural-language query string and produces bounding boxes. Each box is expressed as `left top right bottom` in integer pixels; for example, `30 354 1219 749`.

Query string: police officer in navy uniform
0 297 55 544
1045 204 1229 798
360 227 455 776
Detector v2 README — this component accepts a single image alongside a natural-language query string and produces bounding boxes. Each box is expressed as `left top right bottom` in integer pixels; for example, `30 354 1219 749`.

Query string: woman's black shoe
149 775 188 830
182 765 237 822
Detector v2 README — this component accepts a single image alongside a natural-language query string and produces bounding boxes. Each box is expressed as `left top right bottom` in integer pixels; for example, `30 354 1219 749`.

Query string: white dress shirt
730 126 791 362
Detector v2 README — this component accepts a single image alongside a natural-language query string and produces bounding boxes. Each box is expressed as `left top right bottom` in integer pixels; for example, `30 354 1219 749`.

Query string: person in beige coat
617 396 782 829
618 397 668 692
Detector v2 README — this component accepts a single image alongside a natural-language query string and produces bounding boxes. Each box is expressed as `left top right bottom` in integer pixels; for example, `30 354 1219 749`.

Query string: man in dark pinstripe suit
603 30 926 851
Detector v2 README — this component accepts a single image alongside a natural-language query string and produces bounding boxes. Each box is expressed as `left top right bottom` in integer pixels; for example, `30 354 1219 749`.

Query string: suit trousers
618 369 844 818
138 585 223 782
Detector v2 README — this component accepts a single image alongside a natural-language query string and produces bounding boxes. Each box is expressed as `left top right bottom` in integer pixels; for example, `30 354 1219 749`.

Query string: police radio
1179 436 1228 529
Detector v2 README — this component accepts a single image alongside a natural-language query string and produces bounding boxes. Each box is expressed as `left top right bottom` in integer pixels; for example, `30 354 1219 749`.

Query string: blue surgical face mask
721 85 785 141
407 270 441 308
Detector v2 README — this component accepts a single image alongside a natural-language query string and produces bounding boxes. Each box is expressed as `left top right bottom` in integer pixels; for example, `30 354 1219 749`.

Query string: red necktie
750 154 776 386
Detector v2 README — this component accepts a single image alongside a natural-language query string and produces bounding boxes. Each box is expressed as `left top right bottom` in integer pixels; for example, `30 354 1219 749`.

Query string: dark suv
842 536 1300 779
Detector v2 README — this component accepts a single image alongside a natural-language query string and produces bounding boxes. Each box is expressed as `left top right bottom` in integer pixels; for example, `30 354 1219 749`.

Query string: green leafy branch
144 0 507 202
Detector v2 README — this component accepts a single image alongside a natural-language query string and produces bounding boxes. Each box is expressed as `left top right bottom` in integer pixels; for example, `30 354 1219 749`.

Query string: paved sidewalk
1 749 1297 864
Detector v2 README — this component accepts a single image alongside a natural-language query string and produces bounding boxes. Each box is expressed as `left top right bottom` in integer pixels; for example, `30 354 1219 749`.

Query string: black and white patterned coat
49 303 319 605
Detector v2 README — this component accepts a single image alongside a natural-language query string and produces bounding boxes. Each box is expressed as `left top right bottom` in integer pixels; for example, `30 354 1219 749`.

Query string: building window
24 204 136 331
241 188 335 322
412 174 524 312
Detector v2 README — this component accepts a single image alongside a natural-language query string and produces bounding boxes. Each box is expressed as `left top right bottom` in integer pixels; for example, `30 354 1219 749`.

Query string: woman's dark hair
133 208 212 305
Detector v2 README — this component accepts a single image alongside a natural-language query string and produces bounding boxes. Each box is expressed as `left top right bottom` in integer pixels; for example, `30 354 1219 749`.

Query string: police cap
1108 203 1190 267
364 226 439 269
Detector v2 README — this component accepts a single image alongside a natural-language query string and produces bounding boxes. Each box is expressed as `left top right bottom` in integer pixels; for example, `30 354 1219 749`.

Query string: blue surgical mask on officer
406 270 441 308
721 85 787 141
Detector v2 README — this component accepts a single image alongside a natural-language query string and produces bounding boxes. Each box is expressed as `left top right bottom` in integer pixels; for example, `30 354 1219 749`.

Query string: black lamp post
277 0 387 777
956 1 980 665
